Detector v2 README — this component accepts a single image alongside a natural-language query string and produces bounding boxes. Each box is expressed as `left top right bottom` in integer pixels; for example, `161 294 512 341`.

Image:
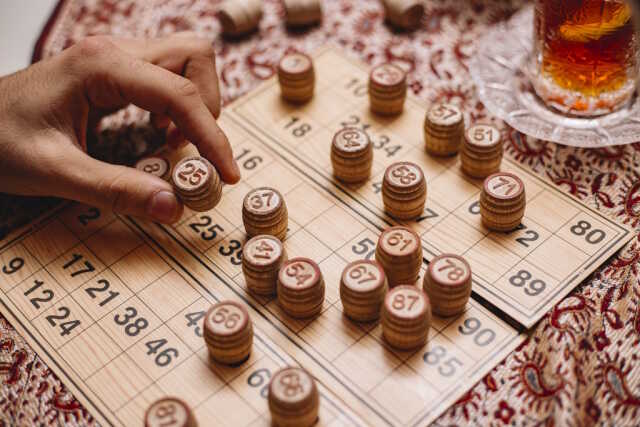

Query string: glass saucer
469 5 640 148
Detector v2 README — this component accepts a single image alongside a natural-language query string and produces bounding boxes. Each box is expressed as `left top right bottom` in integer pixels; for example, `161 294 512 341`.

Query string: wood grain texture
0 46 632 427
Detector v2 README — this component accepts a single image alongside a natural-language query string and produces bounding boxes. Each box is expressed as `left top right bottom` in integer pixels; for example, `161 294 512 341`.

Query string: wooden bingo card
0 47 632 427
230 47 632 328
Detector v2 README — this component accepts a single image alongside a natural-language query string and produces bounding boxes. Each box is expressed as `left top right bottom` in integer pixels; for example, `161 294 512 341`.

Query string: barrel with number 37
243 187 288 240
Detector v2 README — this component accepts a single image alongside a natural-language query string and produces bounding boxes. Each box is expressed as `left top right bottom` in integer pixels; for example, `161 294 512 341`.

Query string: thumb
59 150 184 223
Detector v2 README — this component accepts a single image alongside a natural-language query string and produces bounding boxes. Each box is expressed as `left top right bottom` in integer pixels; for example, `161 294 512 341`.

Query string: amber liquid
533 0 637 114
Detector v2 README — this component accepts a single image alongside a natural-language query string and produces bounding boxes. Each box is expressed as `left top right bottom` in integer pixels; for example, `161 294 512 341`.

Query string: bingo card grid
229 47 633 328
0 56 525 427
158 110 523 426
0 46 632 427
0 178 522 427
0 205 363 427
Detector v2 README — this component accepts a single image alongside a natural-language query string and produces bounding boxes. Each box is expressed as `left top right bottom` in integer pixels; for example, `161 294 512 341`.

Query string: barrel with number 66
204 300 253 365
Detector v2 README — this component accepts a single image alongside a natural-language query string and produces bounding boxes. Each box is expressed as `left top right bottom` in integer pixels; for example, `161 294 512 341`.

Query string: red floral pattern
2 0 640 425
494 401 515 424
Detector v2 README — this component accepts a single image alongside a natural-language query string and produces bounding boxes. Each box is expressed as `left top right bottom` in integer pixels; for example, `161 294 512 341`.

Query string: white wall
0 0 58 76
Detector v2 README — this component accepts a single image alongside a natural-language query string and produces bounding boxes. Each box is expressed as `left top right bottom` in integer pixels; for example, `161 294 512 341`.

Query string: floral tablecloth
2 0 640 425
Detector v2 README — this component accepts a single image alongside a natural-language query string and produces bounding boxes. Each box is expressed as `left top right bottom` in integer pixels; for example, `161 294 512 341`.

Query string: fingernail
147 191 180 223
232 159 242 181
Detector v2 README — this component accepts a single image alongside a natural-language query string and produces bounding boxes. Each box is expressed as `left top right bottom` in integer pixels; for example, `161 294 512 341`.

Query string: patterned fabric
2 0 640 425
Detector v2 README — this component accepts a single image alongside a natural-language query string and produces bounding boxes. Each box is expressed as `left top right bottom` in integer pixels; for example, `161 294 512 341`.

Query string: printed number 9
2 257 24 275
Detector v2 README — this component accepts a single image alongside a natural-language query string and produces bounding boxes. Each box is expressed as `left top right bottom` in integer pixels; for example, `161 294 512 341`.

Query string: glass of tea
530 0 638 116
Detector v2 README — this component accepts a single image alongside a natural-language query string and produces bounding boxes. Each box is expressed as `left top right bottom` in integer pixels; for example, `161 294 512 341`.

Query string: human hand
0 33 241 224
